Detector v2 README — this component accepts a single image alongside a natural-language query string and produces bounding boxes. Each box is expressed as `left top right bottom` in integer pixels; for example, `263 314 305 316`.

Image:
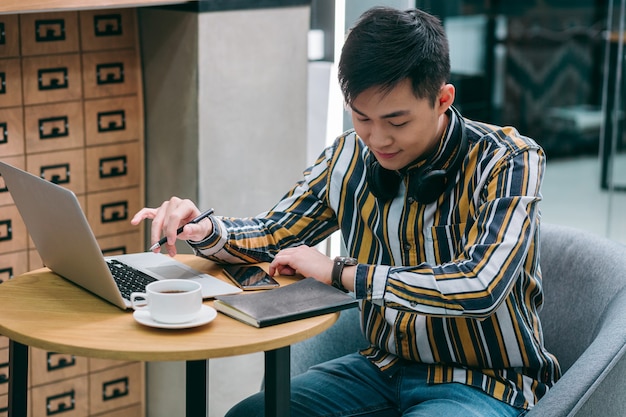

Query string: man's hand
269 246 335 285
131 197 212 257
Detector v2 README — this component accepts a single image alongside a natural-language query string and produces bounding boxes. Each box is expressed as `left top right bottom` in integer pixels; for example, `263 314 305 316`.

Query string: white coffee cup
130 279 202 324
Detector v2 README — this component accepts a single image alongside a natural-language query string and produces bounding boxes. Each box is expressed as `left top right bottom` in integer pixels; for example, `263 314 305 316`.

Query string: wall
139 5 310 416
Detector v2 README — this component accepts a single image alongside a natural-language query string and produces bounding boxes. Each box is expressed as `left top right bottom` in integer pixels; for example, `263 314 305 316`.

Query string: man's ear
437 84 455 114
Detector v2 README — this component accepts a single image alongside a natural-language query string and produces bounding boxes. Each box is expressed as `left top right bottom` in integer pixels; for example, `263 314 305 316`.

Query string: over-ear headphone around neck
366 107 468 204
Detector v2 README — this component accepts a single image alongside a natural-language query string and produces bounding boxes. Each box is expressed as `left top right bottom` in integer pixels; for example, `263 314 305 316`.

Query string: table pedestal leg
265 346 290 416
186 359 208 417
8 340 28 417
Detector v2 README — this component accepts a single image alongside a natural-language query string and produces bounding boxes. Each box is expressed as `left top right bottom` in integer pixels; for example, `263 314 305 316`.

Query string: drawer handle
96 63 124 85
99 156 127 179
0 360 8 383
0 72 5 94
0 219 12 242
38 68 69 91
97 110 126 132
35 19 66 43
0 267 12 283
1 22 5 45
102 245 127 256
94 14 123 37
40 163 70 185
47 352 76 371
101 201 128 224
46 390 75 416
102 376 129 401
39 116 69 140
0 122 7 144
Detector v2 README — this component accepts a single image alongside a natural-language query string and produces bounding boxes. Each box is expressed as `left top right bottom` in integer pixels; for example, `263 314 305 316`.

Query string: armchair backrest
538 223 626 371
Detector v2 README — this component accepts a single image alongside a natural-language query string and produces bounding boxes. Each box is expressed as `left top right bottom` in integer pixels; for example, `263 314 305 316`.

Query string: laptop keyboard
106 259 158 300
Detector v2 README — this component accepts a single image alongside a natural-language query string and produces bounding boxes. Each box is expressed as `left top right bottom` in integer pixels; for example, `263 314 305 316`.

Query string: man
132 6 560 416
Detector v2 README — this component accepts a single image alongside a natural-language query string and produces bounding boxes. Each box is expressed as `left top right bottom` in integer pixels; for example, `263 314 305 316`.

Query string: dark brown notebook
213 277 358 327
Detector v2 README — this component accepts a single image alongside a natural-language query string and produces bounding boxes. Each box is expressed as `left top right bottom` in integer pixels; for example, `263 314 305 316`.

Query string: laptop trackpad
145 265 199 280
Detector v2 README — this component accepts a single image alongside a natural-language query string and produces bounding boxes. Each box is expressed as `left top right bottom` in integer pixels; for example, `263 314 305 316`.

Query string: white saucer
133 305 217 329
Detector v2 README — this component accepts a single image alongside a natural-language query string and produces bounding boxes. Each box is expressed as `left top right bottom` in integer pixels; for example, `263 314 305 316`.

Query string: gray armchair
291 223 626 416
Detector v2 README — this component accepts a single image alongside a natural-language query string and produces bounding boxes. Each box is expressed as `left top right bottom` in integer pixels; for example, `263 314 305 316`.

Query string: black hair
338 7 450 108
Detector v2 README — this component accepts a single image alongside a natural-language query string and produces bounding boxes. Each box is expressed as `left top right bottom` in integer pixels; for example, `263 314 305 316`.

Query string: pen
149 208 215 251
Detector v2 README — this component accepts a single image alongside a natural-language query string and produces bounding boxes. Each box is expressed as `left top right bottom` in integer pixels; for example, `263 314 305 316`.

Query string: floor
205 153 626 416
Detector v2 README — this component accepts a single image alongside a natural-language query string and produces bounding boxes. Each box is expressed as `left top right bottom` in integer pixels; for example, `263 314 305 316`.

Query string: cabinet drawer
97 231 143 257
31 375 88 417
0 15 19 58
0 337 7 349
89 362 142 415
29 248 44 271
0 155 24 206
0 250 28 283
82 50 139 99
19 12 80 56
79 9 137 52
0 205 27 255
30 348 88 387
26 148 86 196
87 188 140 237
19 12 79 56
96 404 142 417
84 96 141 146
0 348 7 396
24 101 84 154
22 53 82 105
86 142 141 192
0 107 24 157
88 358 132 374
0 58 23 108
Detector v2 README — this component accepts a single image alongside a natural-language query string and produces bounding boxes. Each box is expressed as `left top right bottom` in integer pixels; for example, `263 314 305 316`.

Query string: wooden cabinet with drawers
0 8 145 417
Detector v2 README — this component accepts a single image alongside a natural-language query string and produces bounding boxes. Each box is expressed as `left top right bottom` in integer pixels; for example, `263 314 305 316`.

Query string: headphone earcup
411 169 448 204
367 160 401 201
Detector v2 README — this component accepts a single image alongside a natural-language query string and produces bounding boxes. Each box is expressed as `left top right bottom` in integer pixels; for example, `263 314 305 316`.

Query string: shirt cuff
187 216 226 256
354 264 390 300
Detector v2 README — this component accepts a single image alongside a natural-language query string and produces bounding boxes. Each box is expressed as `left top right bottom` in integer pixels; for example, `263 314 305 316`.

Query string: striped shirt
192 109 560 409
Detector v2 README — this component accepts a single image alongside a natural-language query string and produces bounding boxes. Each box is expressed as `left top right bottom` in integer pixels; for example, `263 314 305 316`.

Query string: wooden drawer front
89 363 142 415
27 148 86 196
31 375 88 417
84 96 141 146
25 101 84 154
0 337 7 349
88 358 131 374
0 205 27 254
86 142 140 192
30 348 88 387
0 348 7 396
97 232 143 257
22 54 82 105
0 394 5 417
96 404 142 417
0 250 28 283
29 248 44 271
82 50 138 99
79 10 136 52
0 107 25 157
0 15 20 58
0 58 23 108
87 188 140 237
20 12 80 57
0 155 24 206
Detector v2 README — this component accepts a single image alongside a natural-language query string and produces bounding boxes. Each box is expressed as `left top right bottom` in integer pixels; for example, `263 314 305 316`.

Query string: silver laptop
0 160 241 310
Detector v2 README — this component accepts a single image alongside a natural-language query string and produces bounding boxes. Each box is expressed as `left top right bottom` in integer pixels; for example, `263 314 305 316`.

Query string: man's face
350 79 451 171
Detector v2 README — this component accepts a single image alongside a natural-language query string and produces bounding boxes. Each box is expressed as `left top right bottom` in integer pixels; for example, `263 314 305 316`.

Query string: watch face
339 256 358 266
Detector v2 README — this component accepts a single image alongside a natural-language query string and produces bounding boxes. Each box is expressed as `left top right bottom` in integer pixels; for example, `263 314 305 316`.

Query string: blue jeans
226 353 526 417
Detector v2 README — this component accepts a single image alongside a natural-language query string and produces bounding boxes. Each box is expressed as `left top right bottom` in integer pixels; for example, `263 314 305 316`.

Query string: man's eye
390 121 408 127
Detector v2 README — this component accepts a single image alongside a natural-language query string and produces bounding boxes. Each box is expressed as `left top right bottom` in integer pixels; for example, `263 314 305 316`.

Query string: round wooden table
0 255 339 417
